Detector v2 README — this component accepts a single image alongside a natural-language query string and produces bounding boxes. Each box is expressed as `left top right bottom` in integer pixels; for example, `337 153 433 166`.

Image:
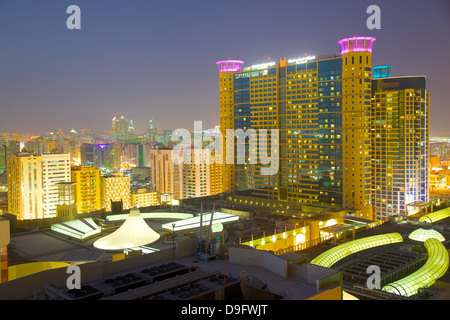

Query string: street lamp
172 223 175 261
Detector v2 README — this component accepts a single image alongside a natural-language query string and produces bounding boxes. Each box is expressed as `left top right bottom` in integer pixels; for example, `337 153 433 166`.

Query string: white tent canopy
94 208 161 250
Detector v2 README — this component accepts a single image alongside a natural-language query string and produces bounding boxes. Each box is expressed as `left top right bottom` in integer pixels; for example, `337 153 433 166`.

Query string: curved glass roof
418 207 450 223
408 228 445 242
310 233 403 268
382 238 449 297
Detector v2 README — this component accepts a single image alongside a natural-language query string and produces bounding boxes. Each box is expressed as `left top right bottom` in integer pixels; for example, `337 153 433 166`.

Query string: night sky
0 0 449 135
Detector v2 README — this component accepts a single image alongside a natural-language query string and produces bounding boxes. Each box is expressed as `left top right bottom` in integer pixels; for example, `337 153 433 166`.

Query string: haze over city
0 0 449 135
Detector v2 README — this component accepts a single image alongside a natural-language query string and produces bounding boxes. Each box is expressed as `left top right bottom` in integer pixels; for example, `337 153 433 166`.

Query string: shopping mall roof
93 208 161 251
161 211 239 232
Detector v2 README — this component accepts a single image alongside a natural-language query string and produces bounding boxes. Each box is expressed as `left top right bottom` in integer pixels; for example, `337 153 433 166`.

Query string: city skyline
0 0 449 135
2 0 450 299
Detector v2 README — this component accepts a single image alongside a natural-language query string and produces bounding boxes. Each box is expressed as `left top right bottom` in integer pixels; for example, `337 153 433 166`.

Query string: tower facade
149 148 183 200
147 118 158 143
218 54 344 206
216 59 244 193
42 153 71 218
371 75 429 219
101 171 131 212
71 166 102 214
55 182 77 218
339 37 376 219
182 148 211 199
111 114 129 140
7 154 44 220
217 36 429 221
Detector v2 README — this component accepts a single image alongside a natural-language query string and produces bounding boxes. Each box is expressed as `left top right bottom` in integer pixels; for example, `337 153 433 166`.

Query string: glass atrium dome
408 228 445 243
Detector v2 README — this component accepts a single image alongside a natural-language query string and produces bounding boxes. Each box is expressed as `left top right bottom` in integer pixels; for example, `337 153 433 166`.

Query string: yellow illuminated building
7 154 44 220
101 171 131 212
217 39 372 209
209 151 223 196
339 37 375 220
371 75 429 219
149 148 183 200
216 60 244 193
217 36 429 221
131 188 158 208
71 166 102 214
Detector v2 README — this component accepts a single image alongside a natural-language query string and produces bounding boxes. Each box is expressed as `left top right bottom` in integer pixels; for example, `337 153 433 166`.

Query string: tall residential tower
339 37 376 219
216 59 245 193
7 154 44 220
371 75 429 219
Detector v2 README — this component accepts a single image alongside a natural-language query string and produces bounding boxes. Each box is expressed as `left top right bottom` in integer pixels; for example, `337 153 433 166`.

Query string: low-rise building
131 188 158 208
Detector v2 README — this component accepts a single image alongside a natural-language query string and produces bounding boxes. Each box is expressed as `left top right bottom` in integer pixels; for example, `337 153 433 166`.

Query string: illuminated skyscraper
81 143 122 170
42 153 71 218
80 143 95 166
339 37 376 219
371 75 429 219
7 154 44 220
71 166 102 214
149 148 183 200
128 120 135 134
111 114 129 140
216 59 245 193
217 47 347 208
182 147 213 199
217 36 428 221
209 150 224 196
146 118 158 144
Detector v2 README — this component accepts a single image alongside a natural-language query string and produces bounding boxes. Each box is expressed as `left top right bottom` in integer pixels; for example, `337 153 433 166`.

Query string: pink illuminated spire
216 59 244 72
338 36 376 55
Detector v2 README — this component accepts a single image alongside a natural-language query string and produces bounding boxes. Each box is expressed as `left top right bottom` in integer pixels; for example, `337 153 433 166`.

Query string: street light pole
172 223 175 262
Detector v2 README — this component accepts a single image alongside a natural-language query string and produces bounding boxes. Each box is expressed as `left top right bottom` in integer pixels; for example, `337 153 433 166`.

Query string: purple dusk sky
0 0 449 135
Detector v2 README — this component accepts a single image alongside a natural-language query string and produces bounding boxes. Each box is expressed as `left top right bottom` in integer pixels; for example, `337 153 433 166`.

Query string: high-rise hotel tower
339 37 376 219
217 59 245 193
217 37 429 221
371 71 429 219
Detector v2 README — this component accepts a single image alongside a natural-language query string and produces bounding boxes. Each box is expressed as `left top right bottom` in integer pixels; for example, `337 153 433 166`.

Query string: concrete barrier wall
305 264 339 286
287 263 308 281
228 247 287 279
263 252 287 279
228 247 263 267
